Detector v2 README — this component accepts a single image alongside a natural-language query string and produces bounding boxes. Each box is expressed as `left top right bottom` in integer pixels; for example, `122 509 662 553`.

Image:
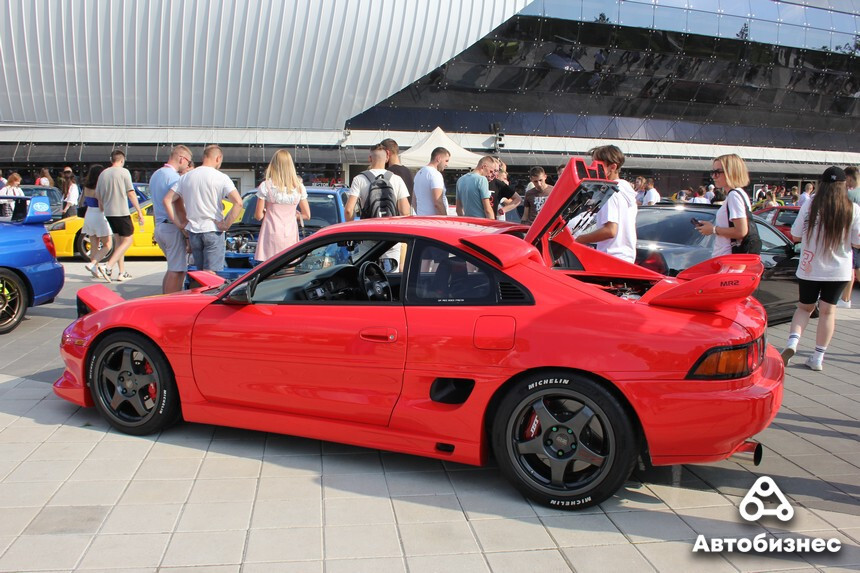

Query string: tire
88 332 181 435
0 269 28 335
75 232 114 262
491 372 638 510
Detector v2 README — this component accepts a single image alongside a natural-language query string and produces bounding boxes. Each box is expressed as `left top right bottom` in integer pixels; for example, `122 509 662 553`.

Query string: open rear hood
524 158 617 248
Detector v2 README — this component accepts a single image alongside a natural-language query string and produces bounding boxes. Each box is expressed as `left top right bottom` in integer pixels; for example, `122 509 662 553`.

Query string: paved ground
0 259 858 572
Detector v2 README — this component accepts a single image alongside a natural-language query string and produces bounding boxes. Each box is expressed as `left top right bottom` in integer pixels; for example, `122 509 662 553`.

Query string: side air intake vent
498 281 527 301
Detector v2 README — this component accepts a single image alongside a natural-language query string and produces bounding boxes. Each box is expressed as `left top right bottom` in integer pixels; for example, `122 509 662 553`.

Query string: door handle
360 327 398 343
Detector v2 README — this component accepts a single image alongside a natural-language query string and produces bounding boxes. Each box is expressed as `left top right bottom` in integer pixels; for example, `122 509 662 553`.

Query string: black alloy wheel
492 373 637 509
89 332 180 435
75 232 114 261
0 269 28 334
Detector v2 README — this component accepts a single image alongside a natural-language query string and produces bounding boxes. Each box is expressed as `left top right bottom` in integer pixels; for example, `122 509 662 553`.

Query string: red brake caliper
143 362 157 400
524 409 541 440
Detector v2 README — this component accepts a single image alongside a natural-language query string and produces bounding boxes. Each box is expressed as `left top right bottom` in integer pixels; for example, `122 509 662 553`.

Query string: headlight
48 221 65 231
687 336 766 379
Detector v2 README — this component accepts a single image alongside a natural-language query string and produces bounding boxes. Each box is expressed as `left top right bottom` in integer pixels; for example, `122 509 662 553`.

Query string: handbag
728 189 761 255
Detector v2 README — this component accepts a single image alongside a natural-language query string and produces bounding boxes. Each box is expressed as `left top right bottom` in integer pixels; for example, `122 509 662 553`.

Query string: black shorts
106 215 134 237
798 278 850 306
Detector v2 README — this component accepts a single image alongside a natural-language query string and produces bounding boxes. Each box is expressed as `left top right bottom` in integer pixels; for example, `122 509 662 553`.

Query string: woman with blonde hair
253 150 311 262
781 166 860 371
695 153 760 255
37 167 54 187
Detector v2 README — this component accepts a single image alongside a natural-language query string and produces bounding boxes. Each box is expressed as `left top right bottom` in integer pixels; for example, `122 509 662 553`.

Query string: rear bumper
53 323 93 407
634 345 784 466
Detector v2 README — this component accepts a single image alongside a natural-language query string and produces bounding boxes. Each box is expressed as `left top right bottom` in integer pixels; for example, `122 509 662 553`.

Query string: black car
635 204 799 324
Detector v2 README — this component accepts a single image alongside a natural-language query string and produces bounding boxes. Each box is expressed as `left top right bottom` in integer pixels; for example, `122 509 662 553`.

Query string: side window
407 242 494 304
756 222 788 253
775 210 798 227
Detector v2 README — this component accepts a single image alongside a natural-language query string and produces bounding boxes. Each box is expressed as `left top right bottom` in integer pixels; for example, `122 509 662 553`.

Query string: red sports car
754 205 800 242
54 159 783 509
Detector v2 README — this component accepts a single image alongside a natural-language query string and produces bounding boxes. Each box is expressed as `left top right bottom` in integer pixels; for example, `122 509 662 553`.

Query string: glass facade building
349 0 860 153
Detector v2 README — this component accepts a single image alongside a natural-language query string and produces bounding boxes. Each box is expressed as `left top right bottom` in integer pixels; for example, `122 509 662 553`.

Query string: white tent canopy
399 127 486 169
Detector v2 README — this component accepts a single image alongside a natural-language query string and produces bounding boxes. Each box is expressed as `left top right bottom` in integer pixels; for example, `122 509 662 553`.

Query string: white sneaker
804 357 823 371
84 263 99 278
115 271 132 282
780 346 796 366
96 264 111 283
836 299 851 308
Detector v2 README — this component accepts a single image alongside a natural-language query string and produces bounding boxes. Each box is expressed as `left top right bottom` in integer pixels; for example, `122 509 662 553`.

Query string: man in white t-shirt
165 144 242 273
637 178 660 205
704 184 715 202
413 147 450 216
575 146 638 263
344 145 410 221
796 182 814 207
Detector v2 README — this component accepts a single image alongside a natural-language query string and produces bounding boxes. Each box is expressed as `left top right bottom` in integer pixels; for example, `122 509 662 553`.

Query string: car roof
312 216 518 242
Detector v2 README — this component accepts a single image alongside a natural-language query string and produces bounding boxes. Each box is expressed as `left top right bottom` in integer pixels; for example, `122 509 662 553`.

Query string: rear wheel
75 232 113 262
0 269 28 334
88 332 181 435
491 372 637 509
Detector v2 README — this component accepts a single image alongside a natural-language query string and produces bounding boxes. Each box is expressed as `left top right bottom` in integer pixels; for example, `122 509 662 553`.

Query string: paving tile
243 563 322 573
381 452 445 472
87 439 153 459
244 526 322 562
810 508 860 529
0 533 92 571
161 530 247 567
205 438 265 459
77 533 170 569
321 452 383 474
145 440 209 459
758 506 836 534
562 544 655 572
600 481 671 513
0 506 39 536
70 457 141 481
25 504 109 534
264 434 321 457
100 503 182 533
407 553 489 573
796 531 860 569
25 440 95 461
398 521 480 556
250 498 322 529
325 496 394 525
324 524 402 559
485 549 573 572
446 469 512 496
196 456 262 479
118 479 194 505
176 501 253 531
385 470 455 497
46 424 107 442
186 477 257 503
4 459 79 482
609 509 698 543
0 441 41 461
542 513 629 547
392 494 466 524
645 482 734 510
323 473 389 498
0 424 57 443
471 517 556 552
326 556 407 573
674 504 768 538
260 455 322 477
636 540 736 572
784 454 860 477
46 477 130 506
0 480 62 507
255 475 323 501
134 457 202 480
458 489 537 520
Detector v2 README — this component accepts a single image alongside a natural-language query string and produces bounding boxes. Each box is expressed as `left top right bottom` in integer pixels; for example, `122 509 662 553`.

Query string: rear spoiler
0 195 52 224
187 270 227 289
644 255 763 311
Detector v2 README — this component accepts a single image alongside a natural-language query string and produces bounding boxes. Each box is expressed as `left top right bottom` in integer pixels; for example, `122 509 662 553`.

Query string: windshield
238 192 341 227
636 208 715 246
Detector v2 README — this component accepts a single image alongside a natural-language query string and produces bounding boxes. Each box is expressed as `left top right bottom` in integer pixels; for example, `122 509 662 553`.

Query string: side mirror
793 243 801 255
224 283 251 305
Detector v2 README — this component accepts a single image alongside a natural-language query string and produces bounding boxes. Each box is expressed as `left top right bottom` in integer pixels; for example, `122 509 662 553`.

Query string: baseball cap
821 166 846 182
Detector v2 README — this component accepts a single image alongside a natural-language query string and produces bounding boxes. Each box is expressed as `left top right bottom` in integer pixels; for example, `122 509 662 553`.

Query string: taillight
42 233 57 258
688 336 765 379
639 251 668 275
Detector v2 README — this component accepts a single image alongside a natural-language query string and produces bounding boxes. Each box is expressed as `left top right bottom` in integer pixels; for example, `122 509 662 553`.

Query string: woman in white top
60 167 80 218
695 154 753 256
781 166 860 371
253 150 311 262
0 173 24 217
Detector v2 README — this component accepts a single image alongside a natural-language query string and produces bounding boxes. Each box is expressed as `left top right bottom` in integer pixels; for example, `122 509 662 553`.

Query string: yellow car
48 200 238 260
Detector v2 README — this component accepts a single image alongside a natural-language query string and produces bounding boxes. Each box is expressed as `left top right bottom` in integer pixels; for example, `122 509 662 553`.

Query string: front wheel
0 269 28 334
88 332 181 435
491 372 638 509
75 232 114 262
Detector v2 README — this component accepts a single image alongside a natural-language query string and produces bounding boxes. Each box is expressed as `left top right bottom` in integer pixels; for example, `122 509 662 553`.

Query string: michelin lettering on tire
528 377 570 390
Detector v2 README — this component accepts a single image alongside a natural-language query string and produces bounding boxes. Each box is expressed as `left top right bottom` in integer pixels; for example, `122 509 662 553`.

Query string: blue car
0 195 65 333
193 187 349 283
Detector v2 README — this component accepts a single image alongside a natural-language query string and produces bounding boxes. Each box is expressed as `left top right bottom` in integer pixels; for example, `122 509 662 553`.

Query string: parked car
19 185 64 220
634 204 800 324
55 159 782 509
754 205 800 242
0 195 64 333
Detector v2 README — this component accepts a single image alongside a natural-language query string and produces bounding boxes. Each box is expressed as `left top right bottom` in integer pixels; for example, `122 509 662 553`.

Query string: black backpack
360 171 398 218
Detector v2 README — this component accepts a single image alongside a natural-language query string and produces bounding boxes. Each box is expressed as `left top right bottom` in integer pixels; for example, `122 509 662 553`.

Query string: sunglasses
63 171 73 175
710 169 725 176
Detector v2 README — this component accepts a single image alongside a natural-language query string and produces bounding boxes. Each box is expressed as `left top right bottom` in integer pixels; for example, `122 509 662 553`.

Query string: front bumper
635 344 784 466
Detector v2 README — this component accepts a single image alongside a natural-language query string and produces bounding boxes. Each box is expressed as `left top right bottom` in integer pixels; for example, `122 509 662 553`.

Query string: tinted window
407 242 493 304
757 222 788 253
774 209 798 227
636 208 715 246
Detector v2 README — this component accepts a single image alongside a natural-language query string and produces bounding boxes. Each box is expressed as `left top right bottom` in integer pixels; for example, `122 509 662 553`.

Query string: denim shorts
188 231 225 272
154 223 188 272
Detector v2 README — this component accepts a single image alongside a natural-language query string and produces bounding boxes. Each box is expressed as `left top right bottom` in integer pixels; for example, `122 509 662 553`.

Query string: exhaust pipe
730 440 763 466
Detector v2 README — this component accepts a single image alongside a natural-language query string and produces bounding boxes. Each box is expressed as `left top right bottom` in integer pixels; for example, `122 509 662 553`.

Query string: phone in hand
690 217 702 226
